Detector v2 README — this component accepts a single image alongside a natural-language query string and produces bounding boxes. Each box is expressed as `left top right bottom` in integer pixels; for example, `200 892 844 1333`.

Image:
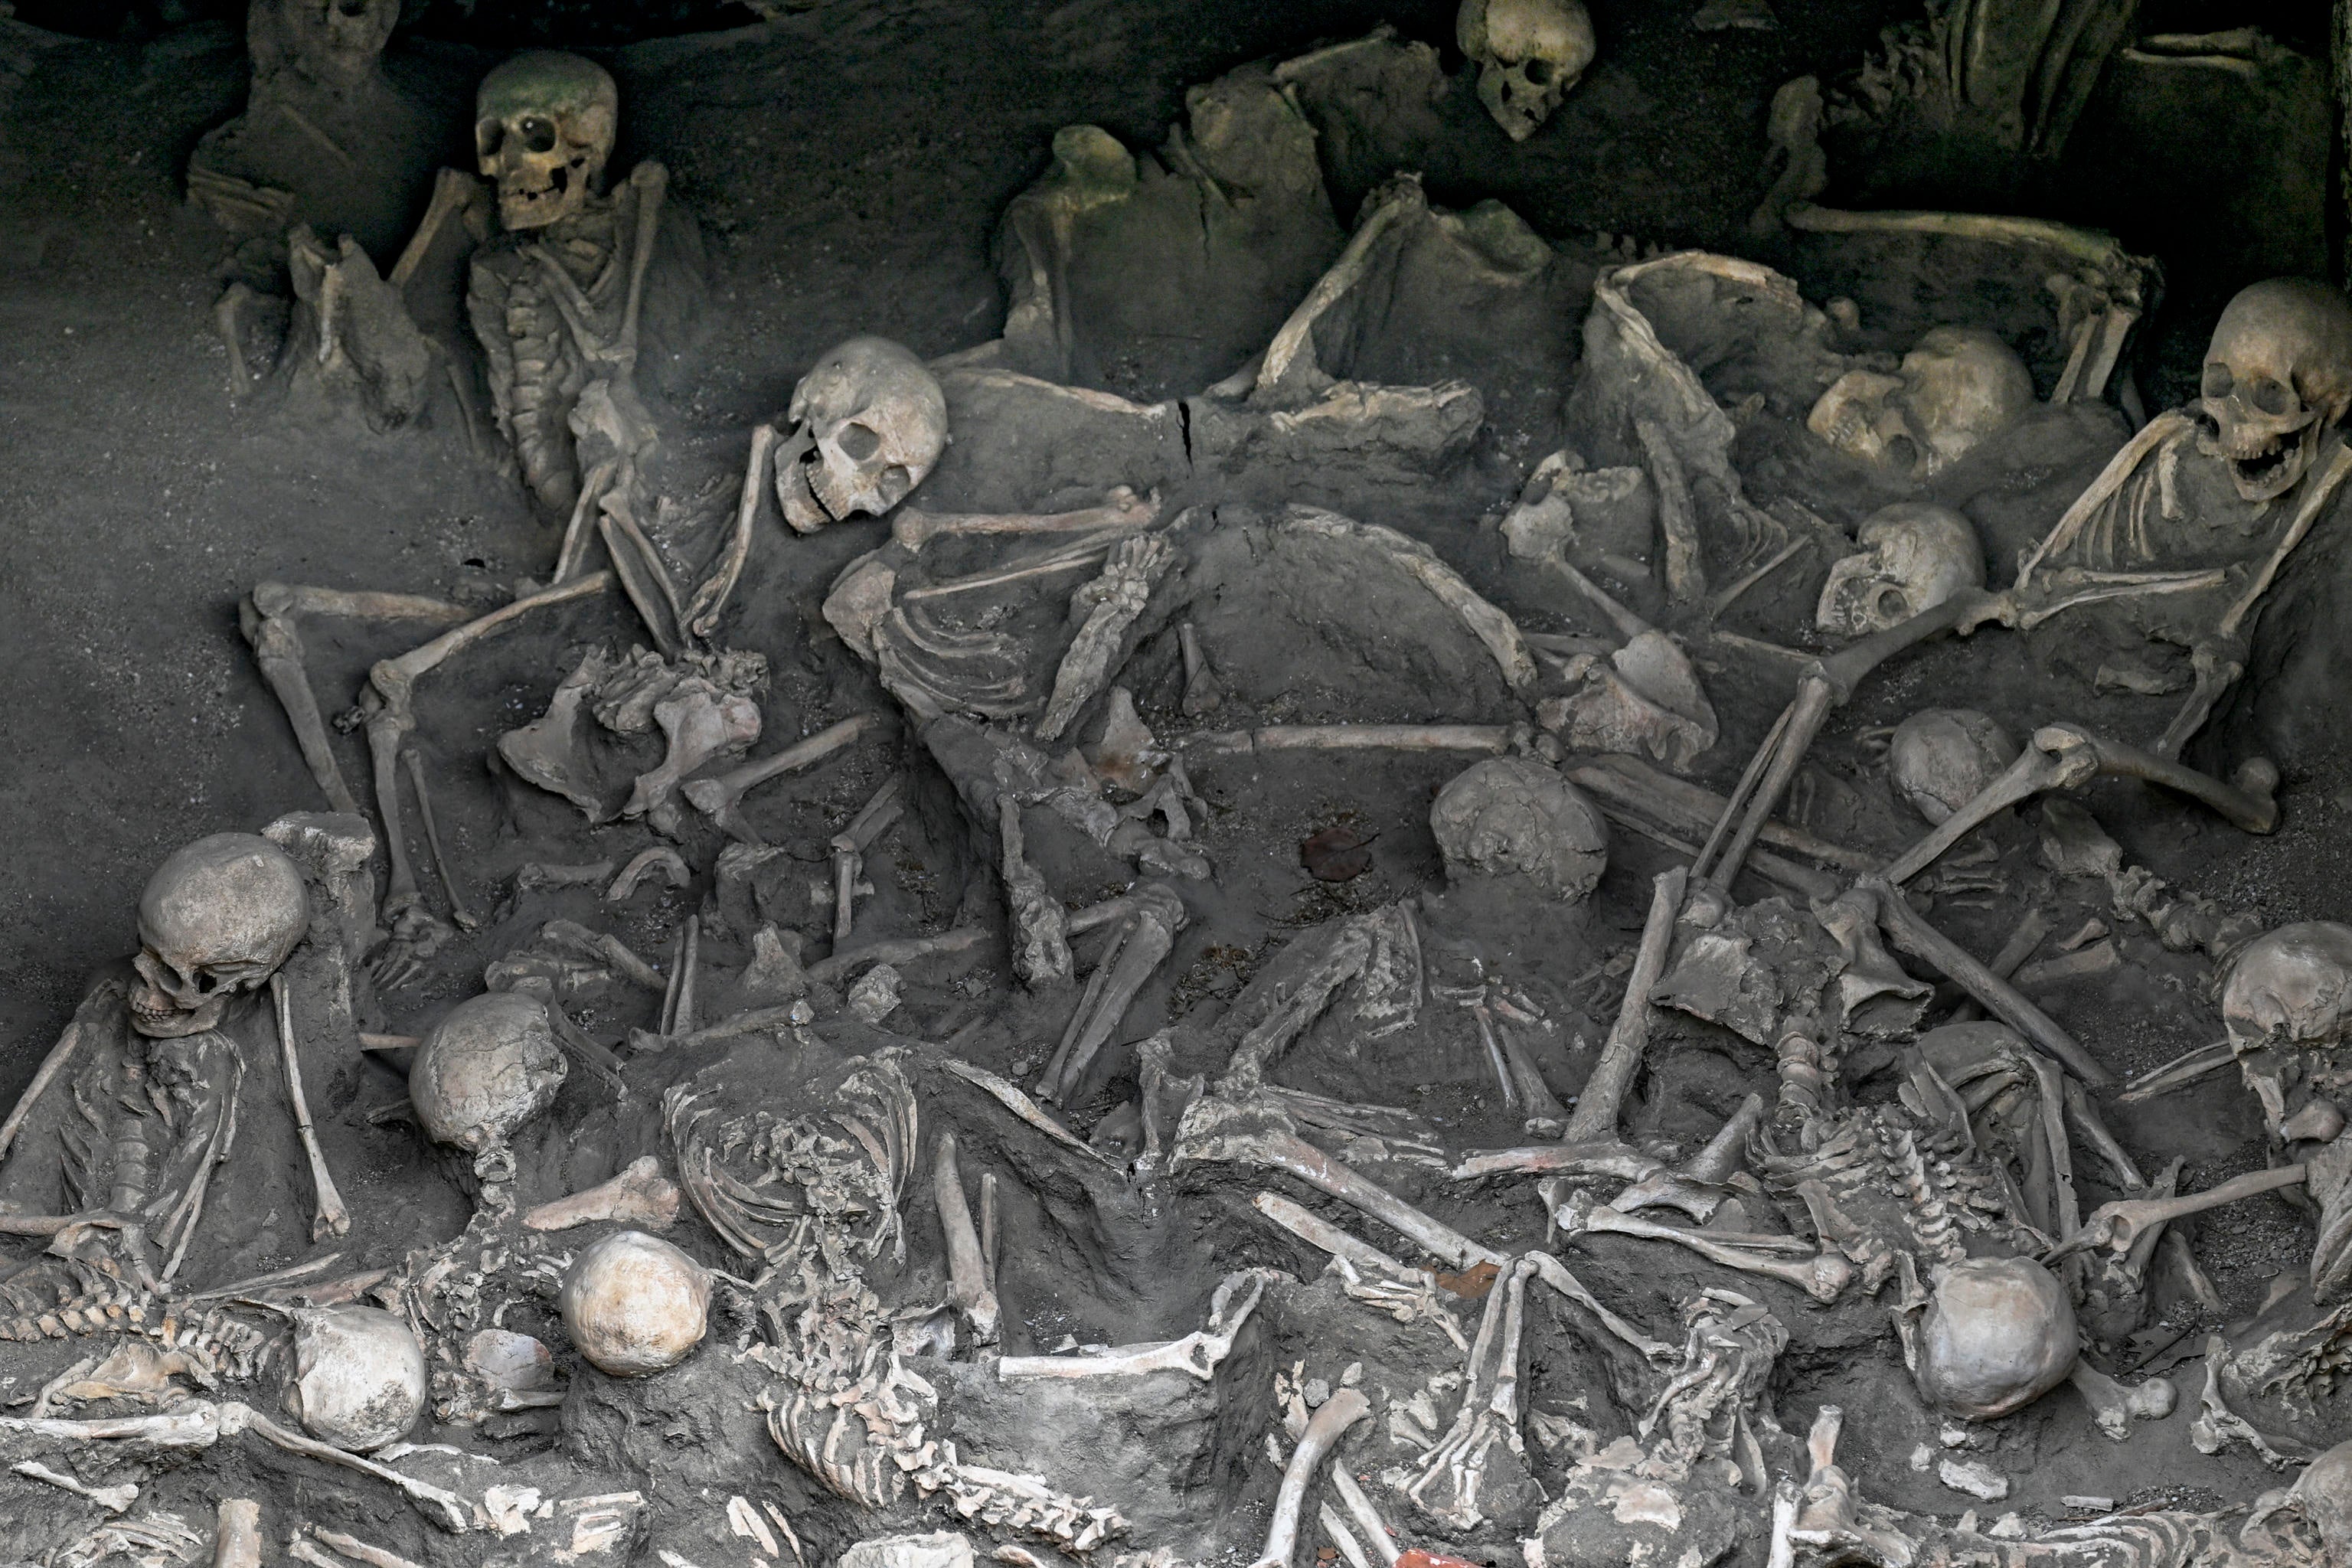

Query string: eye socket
520 116 558 155
476 120 504 158
2248 376 2295 416
836 422 882 462
2202 363 2234 400
1883 433 1920 473
1523 57 1555 85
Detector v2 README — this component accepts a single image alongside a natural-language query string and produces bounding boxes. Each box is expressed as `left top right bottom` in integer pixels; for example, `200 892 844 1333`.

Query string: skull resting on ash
1885 708 2018 825
2198 277 2352 504
1808 327 2035 482
1456 0 1596 142
2223 922 2352 1142
130 832 310 1039
409 991 569 1160
1430 757 1609 903
1911 1255 2077 1421
1815 503 1984 638
775 336 950 534
475 51 619 233
286 1305 430 1452
560 1229 712 1377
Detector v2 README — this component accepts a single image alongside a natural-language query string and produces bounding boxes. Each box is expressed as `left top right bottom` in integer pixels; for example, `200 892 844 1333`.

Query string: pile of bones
15 8 2352 1568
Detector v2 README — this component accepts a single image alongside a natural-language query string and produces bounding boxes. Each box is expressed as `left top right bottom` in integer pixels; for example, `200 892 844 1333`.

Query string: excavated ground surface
1 1 2349 1564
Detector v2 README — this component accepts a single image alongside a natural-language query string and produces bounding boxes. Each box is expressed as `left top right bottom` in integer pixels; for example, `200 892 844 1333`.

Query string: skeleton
0 827 370 1332
1455 0 1596 142
2008 278 2352 757
1784 1403 2352 1568
461 53 680 518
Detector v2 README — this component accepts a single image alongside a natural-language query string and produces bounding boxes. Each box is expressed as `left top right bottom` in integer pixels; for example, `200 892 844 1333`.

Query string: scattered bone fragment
1937 1456 2008 1501
12 1459 137 1512
525 1156 681 1232
215 1500 263 1568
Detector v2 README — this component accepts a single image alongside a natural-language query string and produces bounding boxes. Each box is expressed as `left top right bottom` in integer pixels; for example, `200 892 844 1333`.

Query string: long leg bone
831 778 904 947
1001 1270 1268 1381
1554 1189 1854 1303
365 573 612 954
1859 877 2113 1085
935 1130 1001 1344
1036 884 1186 1103
524 1155 681 1232
681 714 878 843
1560 867 1687 1143
1182 1104 1504 1269
1250 1389 1372 1568
401 747 479 930
1695 589 1993 893
1178 724 1519 758
240 584 472 816
273 975 350 1242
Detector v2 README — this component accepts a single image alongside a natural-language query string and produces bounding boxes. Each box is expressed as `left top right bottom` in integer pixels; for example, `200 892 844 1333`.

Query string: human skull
1457 0 1596 142
410 991 568 1160
2224 923 2352 1057
250 0 400 93
2198 278 2352 504
774 337 949 533
286 1306 428 1451
475 52 618 233
1911 1256 2077 1421
1815 503 1983 637
130 834 310 1040
1808 327 2034 482
2295 1438 2352 1567
1431 758 1609 902
559 1230 711 1377
1886 709 2018 825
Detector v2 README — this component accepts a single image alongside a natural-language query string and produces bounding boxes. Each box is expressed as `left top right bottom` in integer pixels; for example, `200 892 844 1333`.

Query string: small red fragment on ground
1301 824 1375 881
